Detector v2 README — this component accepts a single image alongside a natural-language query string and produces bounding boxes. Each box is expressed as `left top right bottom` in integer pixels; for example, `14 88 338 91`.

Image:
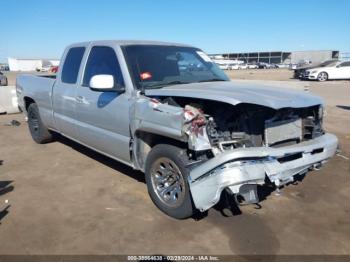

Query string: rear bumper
188 133 338 211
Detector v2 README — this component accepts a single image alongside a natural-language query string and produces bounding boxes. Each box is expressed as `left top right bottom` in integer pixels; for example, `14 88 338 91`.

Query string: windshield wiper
144 80 190 89
198 78 226 83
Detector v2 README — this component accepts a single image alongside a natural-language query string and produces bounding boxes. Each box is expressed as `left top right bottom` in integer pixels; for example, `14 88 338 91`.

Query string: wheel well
133 130 187 171
24 97 36 111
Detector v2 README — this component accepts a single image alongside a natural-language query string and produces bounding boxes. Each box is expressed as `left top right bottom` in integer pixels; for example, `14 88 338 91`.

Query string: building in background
340 52 350 61
210 50 339 65
8 58 60 71
290 51 339 64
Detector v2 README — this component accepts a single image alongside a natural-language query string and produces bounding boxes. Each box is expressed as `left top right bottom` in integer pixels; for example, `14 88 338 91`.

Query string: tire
27 103 53 144
145 144 194 219
1 78 8 86
0 78 6 86
317 72 328 82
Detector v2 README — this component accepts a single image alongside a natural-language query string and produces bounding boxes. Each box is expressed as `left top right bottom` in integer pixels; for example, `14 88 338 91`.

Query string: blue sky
1 0 349 62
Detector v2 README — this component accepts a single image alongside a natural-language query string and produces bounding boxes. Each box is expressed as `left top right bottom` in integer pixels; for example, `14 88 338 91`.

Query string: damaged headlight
318 105 324 121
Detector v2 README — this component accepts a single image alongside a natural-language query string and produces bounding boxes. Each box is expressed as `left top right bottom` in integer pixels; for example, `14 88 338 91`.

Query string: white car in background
305 61 350 81
229 64 240 70
238 63 248 69
247 63 258 69
217 64 230 70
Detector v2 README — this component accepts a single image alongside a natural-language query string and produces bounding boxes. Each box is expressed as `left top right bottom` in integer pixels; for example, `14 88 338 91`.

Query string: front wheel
317 72 328 82
145 144 194 219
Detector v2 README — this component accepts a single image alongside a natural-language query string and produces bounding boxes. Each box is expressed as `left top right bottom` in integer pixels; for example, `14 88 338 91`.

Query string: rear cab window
61 47 85 84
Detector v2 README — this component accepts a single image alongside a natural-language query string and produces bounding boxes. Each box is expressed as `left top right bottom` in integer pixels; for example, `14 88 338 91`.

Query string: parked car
295 60 339 79
238 63 248 69
0 65 9 71
228 63 240 70
217 64 229 70
289 64 298 70
257 62 269 69
36 65 52 72
247 63 258 69
304 61 350 81
0 71 8 86
17 40 338 219
276 64 289 68
50 66 59 73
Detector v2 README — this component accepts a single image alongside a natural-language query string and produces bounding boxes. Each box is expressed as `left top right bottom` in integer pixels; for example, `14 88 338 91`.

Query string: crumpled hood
145 81 323 109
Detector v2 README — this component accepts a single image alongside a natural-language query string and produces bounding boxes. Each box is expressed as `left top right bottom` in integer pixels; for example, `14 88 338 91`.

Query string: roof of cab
67 40 193 48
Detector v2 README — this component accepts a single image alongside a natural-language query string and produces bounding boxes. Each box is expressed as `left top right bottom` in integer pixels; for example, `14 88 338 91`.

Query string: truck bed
16 74 56 126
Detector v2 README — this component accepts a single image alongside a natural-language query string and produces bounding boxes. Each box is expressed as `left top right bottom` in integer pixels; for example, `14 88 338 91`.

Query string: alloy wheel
150 157 186 208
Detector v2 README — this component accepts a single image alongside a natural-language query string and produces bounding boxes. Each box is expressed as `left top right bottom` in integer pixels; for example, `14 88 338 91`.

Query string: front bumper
188 133 338 211
307 73 318 80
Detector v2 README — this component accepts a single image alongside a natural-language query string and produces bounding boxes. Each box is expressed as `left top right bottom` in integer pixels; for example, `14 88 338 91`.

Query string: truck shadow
54 135 304 222
0 179 14 225
197 174 306 220
0 205 10 224
0 181 14 197
337 105 350 111
55 135 146 183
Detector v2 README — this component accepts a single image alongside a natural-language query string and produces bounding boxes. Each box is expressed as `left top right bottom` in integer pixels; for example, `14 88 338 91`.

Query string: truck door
52 46 86 139
75 45 131 163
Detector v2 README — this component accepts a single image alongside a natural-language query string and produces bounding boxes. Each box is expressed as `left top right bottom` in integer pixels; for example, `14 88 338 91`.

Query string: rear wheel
27 103 53 144
317 72 328 82
145 144 194 219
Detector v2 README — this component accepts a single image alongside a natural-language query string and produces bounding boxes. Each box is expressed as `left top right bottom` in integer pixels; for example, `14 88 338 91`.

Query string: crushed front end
188 133 338 211
181 102 338 211
138 94 338 212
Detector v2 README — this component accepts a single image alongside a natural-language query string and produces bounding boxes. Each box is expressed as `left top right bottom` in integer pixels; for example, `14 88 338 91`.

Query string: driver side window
83 46 124 87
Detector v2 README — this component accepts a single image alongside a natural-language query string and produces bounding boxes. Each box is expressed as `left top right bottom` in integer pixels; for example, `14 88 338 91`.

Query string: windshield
320 60 338 67
122 45 229 89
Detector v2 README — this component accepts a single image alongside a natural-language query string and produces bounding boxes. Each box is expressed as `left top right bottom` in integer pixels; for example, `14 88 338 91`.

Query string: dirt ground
0 70 350 255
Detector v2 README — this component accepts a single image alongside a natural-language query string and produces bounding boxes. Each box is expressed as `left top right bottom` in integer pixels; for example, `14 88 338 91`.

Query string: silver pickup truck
16 40 338 219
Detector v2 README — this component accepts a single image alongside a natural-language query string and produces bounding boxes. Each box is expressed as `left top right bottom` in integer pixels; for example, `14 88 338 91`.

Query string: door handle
76 96 84 103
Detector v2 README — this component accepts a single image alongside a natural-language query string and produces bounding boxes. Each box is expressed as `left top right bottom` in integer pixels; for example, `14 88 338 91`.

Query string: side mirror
89 74 114 90
89 74 125 92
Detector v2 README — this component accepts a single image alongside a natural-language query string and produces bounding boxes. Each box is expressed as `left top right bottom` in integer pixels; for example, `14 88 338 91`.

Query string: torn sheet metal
188 133 338 211
130 97 212 151
190 160 266 211
130 97 185 140
183 105 211 151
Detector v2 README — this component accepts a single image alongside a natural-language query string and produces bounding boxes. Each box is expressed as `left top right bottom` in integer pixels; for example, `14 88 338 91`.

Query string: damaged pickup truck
16 41 338 219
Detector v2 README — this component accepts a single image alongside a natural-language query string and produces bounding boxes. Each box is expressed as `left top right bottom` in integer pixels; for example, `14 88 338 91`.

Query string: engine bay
154 96 324 152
